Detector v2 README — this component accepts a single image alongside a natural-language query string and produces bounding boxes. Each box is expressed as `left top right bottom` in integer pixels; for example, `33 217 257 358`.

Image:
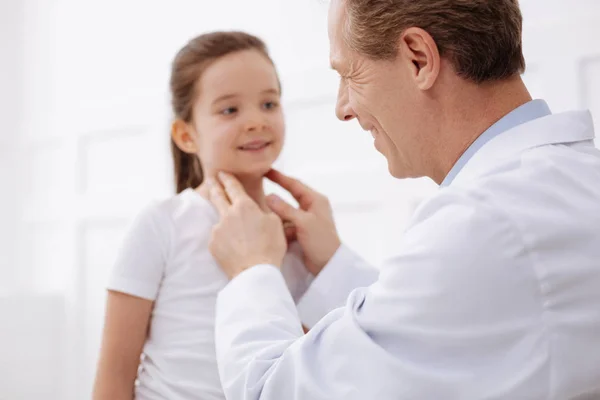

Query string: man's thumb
266 194 302 223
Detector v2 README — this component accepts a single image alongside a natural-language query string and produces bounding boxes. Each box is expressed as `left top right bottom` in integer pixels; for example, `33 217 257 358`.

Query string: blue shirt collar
440 99 552 187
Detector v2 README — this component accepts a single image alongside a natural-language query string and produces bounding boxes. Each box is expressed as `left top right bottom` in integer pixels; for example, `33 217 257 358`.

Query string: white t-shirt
107 188 314 400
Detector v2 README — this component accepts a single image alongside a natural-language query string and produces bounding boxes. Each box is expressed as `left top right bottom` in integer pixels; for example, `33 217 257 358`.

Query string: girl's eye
263 101 278 110
222 107 238 115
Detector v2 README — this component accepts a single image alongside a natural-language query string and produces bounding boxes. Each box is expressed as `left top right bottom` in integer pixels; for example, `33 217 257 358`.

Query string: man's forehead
328 0 347 71
328 0 346 33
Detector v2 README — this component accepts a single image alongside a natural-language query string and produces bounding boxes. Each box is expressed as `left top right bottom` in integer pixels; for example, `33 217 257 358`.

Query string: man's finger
284 223 297 243
267 194 304 224
207 179 231 217
218 172 251 204
265 169 316 209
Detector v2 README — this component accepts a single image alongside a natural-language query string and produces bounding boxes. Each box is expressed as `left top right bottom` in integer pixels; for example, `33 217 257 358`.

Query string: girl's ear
171 119 199 154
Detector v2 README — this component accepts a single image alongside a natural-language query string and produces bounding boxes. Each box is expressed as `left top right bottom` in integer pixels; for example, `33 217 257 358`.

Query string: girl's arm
92 291 153 400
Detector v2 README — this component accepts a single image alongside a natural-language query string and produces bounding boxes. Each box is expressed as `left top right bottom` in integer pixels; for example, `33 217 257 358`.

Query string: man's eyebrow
330 57 354 77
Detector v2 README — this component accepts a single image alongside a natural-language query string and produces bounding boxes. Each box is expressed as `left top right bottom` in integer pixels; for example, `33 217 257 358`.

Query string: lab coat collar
451 110 596 186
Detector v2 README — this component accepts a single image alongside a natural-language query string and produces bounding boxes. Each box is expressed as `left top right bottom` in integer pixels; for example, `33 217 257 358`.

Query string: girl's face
184 49 285 180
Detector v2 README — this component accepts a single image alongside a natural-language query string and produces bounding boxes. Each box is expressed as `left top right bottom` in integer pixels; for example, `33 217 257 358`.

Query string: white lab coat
215 110 600 399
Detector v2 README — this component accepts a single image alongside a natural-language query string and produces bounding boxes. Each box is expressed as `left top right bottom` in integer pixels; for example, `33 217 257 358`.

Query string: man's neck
428 75 532 184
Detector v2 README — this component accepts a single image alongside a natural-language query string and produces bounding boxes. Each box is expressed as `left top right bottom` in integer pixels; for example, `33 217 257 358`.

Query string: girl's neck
196 173 267 211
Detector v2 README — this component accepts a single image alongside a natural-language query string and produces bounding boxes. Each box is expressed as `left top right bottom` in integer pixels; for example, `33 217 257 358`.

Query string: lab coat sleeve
215 191 543 399
295 244 379 327
216 265 386 400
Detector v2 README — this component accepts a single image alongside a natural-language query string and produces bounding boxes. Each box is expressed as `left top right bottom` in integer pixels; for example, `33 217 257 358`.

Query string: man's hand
207 172 287 279
265 169 341 276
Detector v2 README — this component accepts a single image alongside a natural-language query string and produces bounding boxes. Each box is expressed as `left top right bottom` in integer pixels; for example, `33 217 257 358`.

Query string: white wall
0 0 21 291
1 1 600 399
0 3 68 399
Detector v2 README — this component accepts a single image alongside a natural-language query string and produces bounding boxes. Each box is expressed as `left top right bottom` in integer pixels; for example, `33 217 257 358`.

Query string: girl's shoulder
114 188 218 272
135 187 216 223
164 188 219 228
132 188 218 245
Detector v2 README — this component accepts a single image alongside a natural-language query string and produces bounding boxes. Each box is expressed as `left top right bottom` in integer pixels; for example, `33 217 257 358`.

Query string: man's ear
398 27 441 91
171 119 199 154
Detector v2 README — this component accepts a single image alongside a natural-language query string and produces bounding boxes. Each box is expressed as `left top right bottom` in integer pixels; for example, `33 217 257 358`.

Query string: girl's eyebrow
212 93 238 105
212 88 279 106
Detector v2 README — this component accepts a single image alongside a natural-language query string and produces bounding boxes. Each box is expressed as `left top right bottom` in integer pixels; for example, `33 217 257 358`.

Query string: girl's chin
207 164 273 180
234 166 272 180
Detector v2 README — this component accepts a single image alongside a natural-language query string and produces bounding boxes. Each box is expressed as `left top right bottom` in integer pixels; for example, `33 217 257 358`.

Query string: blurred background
0 0 599 398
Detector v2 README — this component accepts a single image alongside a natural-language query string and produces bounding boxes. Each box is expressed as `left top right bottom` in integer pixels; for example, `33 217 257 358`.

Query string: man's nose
335 79 356 122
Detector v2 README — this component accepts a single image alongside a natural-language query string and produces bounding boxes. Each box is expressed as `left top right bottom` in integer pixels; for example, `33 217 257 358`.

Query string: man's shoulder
399 187 518 265
407 143 600 261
